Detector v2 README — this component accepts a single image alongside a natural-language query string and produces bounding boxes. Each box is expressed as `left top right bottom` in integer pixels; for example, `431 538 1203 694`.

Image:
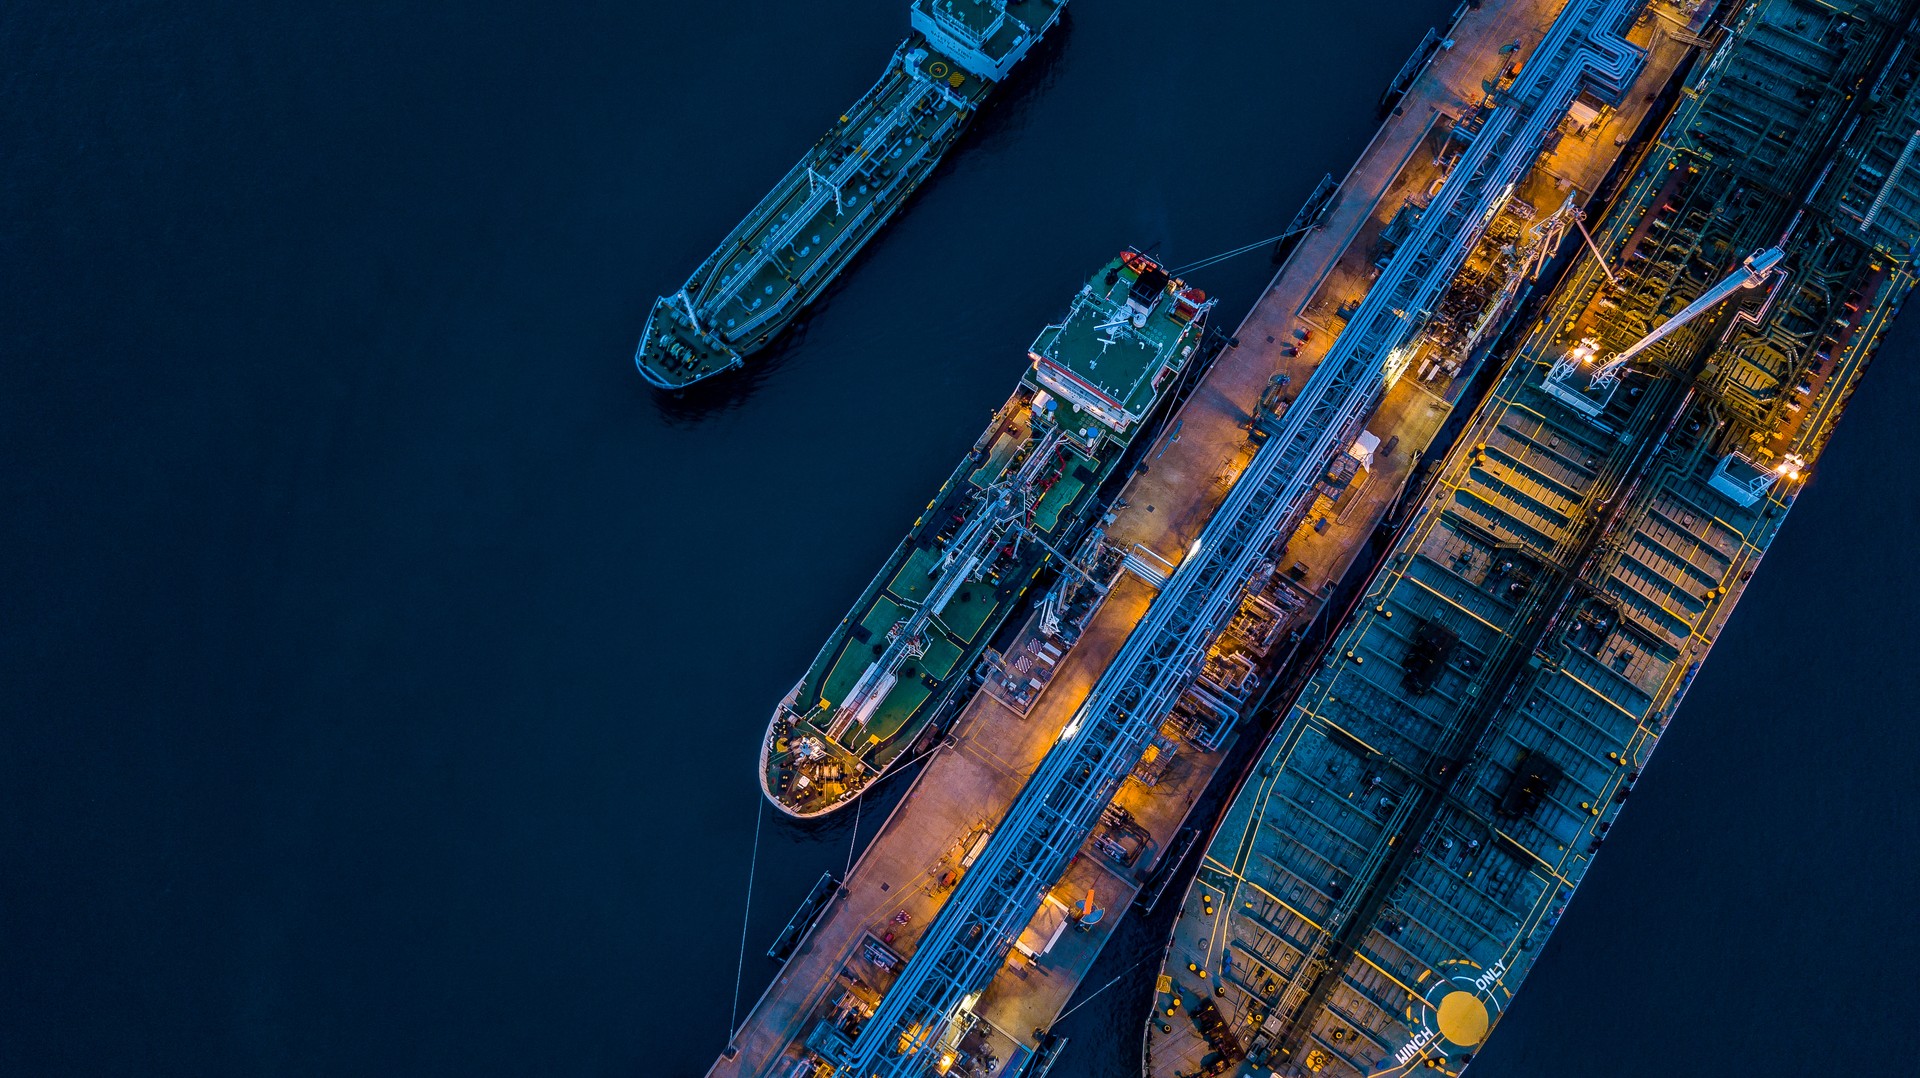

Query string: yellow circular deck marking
1436 991 1490 1046
929 61 949 79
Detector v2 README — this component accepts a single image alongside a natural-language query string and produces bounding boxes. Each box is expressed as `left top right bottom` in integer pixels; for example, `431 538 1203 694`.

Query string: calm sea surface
5 2 1917 1075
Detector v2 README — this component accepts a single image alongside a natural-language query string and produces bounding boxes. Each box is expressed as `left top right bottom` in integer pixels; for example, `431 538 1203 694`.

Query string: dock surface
1146 0 1920 1072
708 0 1696 1072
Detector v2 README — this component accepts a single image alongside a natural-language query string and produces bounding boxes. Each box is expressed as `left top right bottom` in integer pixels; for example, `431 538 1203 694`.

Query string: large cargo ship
635 0 1065 389
761 251 1215 818
1145 0 1920 1074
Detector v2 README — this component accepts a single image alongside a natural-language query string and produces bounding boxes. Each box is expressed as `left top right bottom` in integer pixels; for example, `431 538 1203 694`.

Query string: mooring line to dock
1052 952 1154 1026
1168 231 1295 276
841 734 947 882
844 796 862 882
857 735 946 801
730 798 765 1040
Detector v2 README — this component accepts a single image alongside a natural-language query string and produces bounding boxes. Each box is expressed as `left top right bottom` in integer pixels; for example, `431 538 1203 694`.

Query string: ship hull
758 383 1130 818
636 4 1064 389
762 251 1216 818
634 40 973 388
1142 0 1920 1071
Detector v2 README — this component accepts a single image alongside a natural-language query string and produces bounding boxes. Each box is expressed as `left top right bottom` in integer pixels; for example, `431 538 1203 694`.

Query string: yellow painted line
1556 668 1643 724
1354 950 1424 1005
1492 826 1558 874
1314 714 1384 759
1200 860 1329 937
1403 573 1507 634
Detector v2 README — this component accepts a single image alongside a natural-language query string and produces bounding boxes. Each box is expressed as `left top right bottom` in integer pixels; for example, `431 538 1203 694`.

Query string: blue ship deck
1149 0 1920 1073
636 2 1063 389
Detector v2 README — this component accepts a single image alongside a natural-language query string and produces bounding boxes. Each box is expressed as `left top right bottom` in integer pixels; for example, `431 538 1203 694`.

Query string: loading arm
1566 246 1784 388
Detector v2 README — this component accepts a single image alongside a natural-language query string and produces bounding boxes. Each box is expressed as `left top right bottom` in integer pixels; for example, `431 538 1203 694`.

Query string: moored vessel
1143 0 1920 1071
636 0 1065 389
761 251 1216 817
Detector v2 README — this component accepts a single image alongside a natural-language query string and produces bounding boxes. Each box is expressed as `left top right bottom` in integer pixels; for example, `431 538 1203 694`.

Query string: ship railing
826 483 1020 741
922 0 1006 51
721 103 972 345
674 46 915 298
825 0 1648 1072
704 76 940 310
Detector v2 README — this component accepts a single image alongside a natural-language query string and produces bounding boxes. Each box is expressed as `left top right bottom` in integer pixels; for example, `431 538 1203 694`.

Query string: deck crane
1553 246 1785 391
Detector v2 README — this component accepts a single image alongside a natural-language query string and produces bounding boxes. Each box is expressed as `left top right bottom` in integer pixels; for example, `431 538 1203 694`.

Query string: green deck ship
761 251 1216 818
1145 0 1920 1073
635 0 1064 389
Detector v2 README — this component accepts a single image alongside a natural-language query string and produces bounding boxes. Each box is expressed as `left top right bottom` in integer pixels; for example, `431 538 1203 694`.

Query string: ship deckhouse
1029 252 1211 434
910 0 1063 82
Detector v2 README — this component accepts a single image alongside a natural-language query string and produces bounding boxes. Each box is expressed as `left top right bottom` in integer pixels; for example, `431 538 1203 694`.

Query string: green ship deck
761 252 1214 817
1147 1 1920 1073
635 0 1064 389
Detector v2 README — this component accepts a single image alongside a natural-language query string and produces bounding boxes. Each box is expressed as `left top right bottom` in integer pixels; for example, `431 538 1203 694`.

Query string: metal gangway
824 1 1647 1072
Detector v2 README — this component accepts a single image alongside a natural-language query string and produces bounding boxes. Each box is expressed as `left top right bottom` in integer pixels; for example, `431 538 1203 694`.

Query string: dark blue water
5 3 1916 1076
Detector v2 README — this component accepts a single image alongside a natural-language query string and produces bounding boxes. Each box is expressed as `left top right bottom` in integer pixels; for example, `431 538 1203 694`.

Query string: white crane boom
1585 245 1784 385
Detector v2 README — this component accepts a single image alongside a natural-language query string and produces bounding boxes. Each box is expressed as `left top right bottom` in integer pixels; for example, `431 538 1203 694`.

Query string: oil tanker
762 251 1215 817
1145 0 1920 1072
636 0 1065 389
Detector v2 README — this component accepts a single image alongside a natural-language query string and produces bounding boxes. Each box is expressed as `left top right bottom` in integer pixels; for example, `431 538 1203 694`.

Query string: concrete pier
708 0 1697 1073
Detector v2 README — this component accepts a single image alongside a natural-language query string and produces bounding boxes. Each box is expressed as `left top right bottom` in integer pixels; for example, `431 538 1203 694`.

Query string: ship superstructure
1147 1 1920 1074
635 0 1065 389
762 252 1214 818
790 0 1660 1067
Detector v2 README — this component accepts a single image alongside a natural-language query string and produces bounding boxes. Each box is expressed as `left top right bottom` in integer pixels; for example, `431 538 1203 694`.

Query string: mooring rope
733 725 953 1044
729 798 765 1039
844 795 862 882
839 733 947 882
1169 231 1294 276
1053 953 1155 1025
